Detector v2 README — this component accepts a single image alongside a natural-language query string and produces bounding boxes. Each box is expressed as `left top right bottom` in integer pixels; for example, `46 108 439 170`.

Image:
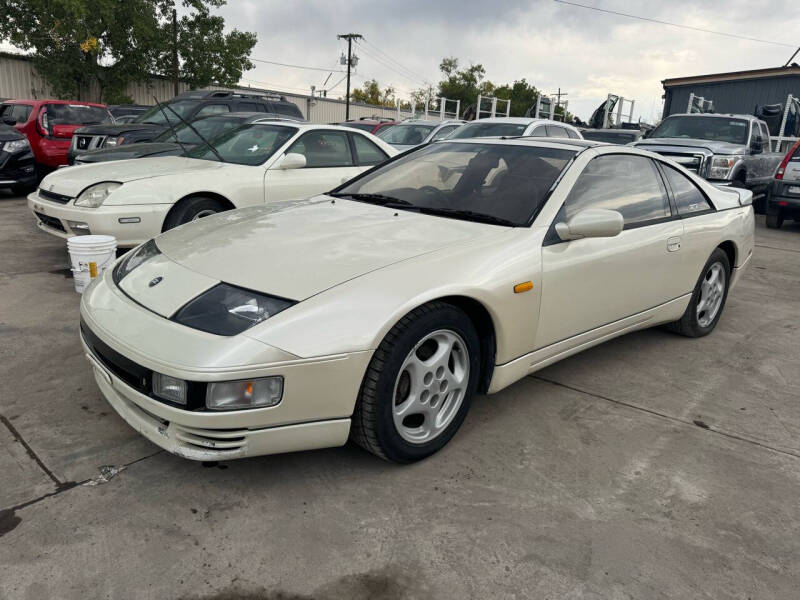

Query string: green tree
350 79 396 107
493 79 540 118
436 57 495 110
0 0 255 102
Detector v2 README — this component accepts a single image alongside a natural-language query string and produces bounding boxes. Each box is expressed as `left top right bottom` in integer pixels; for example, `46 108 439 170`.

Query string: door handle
667 236 681 252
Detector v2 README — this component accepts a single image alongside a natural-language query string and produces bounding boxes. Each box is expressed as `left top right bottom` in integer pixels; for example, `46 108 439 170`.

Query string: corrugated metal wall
0 53 419 122
663 75 800 118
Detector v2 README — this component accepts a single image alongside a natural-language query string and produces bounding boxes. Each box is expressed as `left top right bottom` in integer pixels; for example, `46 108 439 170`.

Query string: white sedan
27 122 397 247
79 138 754 463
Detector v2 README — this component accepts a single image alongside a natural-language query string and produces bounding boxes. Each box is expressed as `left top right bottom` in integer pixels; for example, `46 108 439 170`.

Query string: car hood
76 142 190 163
635 137 745 155
74 123 161 136
0 124 24 142
40 156 227 196
138 197 499 304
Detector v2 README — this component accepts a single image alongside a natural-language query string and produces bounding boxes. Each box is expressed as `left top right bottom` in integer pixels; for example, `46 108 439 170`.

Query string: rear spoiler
713 185 753 206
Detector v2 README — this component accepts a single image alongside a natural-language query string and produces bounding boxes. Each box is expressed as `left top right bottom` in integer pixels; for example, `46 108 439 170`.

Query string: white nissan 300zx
27 122 396 247
80 138 755 463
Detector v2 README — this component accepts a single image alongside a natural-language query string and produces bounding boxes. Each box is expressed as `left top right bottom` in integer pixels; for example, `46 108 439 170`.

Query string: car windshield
333 141 575 226
47 104 111 125
184 123 298 165
449 122 530 139
649 116 749 145
134 100 198 125
154 116 245 145
378 124 435 145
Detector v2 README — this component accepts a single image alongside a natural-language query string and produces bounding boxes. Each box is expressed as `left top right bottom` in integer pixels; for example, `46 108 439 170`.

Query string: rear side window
352 133 388 166
287 130 354 167
7 104 33 123
546 125 569 138
662 165 712 215
560 154 671 226
529 126 547 137
430 125 459 141
566 128 581 139
270 102 304 119
238 102 263 112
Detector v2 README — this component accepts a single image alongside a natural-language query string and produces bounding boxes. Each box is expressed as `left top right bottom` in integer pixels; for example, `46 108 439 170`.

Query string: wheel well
161 192 236 232
718 241 737 268
438 295 496 394
733 169 747 184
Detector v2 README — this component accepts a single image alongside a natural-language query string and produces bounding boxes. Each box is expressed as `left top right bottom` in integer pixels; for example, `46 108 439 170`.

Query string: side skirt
487 294 691 394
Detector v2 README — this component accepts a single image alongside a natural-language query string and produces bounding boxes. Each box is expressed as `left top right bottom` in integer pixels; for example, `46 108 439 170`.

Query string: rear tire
162 196 227 231
350 302 481 463
765 212 783 229
665 248 731 338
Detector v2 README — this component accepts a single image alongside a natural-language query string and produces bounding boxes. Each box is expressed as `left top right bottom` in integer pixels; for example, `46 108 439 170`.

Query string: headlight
152 372 187 405
206 377 283 410
172 283 295 336
104 136 123 147
709 156 736 179
3 138 30 153
75 181 122 208
112 239 160 284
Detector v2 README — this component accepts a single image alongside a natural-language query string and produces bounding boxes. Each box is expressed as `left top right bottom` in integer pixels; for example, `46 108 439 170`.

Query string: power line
359 38 431 84
550 0 797 48
251 57 346 73
354 41 429 88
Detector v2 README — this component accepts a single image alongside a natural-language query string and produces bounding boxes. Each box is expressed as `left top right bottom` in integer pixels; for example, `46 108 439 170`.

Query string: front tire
350 302 481 463
665 248 731 338
163 196 227 231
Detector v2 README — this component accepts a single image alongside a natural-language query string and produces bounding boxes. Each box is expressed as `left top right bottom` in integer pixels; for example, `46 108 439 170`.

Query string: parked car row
70 136 754 463
0 88 766 465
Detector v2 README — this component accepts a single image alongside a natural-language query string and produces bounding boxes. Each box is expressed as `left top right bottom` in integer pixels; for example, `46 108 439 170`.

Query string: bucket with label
67 235 117 294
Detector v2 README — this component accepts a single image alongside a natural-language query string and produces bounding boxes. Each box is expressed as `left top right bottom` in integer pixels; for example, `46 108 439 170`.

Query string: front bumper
27 190 171 247
79 270 370 460
0 150 37 188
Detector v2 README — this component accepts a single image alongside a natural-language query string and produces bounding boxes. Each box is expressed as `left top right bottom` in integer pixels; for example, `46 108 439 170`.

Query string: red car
0 99 113 175
337 118 397 136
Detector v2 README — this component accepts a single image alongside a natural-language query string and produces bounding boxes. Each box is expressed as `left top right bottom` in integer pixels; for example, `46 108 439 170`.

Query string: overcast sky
220 0 799 122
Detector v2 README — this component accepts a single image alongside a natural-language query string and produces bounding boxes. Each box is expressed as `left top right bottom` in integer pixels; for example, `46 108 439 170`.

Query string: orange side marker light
514 281 533 294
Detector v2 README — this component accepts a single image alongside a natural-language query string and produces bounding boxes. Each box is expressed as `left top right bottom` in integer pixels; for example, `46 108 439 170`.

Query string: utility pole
172 9 179 96
785 45 800 67
337 33 362 120
553 87 568 119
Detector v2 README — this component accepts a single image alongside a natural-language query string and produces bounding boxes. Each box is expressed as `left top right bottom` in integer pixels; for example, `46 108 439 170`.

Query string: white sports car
27 122 396 247
79 138 754 463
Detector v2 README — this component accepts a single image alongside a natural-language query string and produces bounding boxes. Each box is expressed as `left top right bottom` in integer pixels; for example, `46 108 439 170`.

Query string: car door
536 153 684 349
265 129 360 202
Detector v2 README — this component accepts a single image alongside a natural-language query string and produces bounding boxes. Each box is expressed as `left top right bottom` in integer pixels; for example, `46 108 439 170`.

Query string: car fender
246 227 543 364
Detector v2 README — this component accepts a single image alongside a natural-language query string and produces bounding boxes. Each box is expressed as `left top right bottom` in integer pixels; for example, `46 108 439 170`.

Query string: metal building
662 65 800 118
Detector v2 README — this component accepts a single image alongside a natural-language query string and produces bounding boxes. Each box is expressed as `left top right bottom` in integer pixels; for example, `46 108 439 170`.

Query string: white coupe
79 138 754 463
27 122 397 247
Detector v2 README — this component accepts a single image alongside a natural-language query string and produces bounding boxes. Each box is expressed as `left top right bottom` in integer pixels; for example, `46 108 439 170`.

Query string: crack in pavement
0 421 165 537
530 375 800 460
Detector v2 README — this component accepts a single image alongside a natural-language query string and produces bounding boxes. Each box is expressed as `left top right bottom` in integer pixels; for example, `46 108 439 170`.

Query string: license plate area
788 186 800 195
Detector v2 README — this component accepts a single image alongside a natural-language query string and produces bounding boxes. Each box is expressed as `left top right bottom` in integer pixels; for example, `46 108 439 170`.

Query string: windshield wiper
329 192 413 206
415 207 517 227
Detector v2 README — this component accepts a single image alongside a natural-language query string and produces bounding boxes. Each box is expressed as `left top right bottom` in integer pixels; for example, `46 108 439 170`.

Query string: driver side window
558 155 672 227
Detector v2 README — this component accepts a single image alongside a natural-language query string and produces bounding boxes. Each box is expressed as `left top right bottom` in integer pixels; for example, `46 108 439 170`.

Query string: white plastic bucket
67 235 117 294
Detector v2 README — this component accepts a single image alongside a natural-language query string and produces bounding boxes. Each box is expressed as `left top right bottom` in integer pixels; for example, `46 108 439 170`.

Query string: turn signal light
514 281 533 294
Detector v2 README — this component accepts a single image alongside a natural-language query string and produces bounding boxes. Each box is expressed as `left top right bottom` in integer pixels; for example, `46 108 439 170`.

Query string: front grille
38 188 73 204
74 134 106 151
80 319 208 409
656 152 706 175
34 211 65 232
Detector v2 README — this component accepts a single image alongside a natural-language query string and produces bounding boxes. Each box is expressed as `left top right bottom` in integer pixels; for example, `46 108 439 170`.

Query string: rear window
46 104 111 125
269 102 303 119
449 122 529 139
581 130 638 144
340 123 375 132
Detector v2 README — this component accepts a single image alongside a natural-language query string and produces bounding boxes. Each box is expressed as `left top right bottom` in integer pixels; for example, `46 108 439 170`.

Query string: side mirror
276 152 306 170
555 208 624 241
750 139 763 155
